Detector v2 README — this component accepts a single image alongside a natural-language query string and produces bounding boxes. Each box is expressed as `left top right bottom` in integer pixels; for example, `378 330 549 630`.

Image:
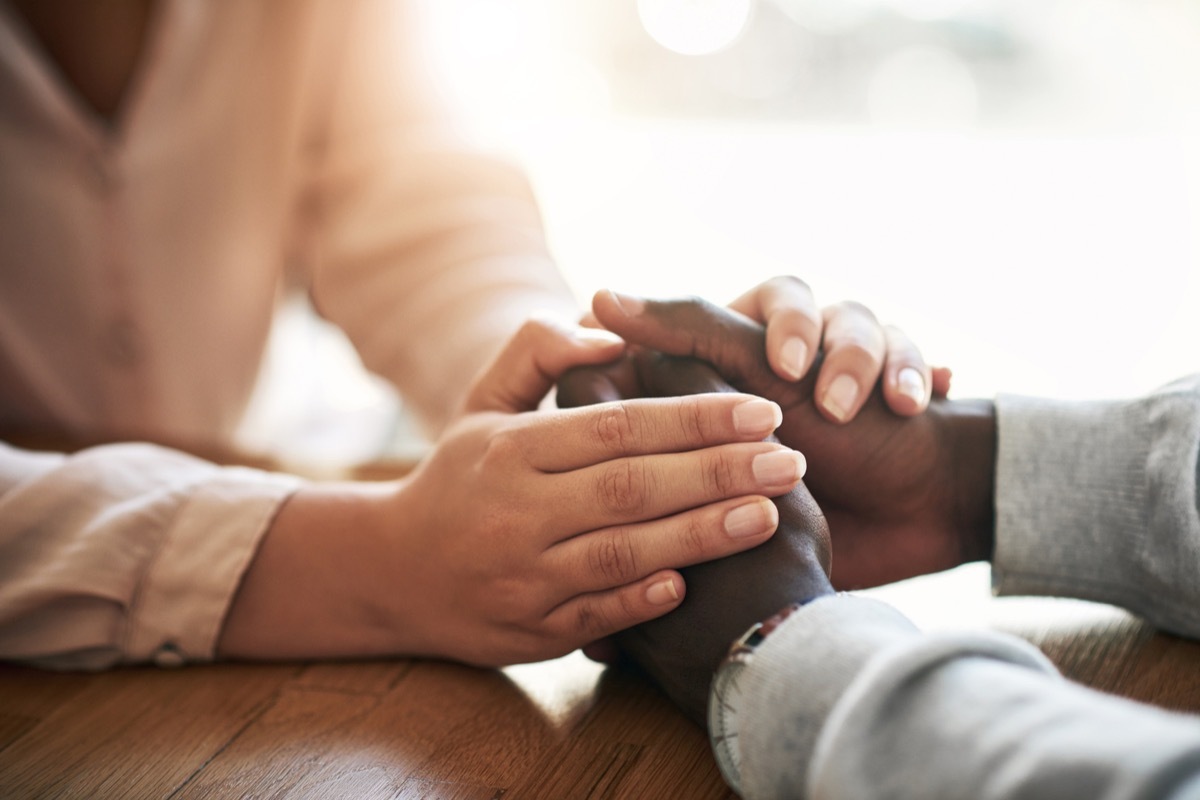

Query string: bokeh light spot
638 0 754 56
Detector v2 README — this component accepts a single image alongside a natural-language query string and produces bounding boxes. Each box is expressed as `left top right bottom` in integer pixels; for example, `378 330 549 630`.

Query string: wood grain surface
4 569 1200 799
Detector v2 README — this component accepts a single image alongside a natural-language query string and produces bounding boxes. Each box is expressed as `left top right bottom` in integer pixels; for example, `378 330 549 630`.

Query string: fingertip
764 496 781 532
723 496 780 540
732 397 783 437
752 447 806 487
886 366 930 416
645 571 684 608
819 373 863 424
775 335 809 381
595 289 645 319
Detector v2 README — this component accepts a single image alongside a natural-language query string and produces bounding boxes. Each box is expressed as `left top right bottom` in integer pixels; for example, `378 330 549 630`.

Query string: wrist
709 599 816 794
718 595 928 798
942 399 997 564
218 479 408 660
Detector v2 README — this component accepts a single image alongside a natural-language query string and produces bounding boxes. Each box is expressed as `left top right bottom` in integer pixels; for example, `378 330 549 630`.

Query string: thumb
462 314 626 414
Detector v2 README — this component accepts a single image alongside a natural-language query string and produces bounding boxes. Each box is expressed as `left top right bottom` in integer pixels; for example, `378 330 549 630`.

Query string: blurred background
238 0 1200 469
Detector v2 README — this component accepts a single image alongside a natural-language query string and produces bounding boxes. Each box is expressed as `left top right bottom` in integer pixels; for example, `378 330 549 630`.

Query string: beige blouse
0 0 575 669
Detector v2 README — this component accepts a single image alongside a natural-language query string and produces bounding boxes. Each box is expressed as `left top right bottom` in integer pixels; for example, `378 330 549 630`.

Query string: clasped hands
555 283 998 725
349 278 992 707
219 277 990 672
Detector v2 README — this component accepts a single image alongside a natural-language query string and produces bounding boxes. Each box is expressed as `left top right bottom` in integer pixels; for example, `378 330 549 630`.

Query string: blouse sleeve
0 441 299 670
300 0 578 434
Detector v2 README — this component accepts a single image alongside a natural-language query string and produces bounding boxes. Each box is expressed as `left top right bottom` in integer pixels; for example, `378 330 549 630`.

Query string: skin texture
589 292 997 591
559 354 834 725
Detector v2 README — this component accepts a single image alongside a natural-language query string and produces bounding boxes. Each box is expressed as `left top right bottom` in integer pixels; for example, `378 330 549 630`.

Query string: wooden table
3 435 1199 798
4 565 1200 800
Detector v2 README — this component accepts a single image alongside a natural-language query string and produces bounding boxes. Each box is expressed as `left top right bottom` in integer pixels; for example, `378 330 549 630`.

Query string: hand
560 355 834 725
588 293 995 592
390 316 820 666
594 276 949 422
221 316 808 665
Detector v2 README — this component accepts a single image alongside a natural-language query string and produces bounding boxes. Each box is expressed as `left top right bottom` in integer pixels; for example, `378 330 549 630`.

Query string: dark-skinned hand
585 290 997 592
559 353 834 726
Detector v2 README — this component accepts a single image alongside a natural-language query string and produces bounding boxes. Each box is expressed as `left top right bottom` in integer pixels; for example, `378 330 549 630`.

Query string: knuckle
578 592 640 639
779 308 823 343
835 299 878 322
769 273 811 294
597 459 649 516
595 402 637 453
884 325 922 357
574 601 613 639
491 577 539 624
480 426 526 471
832 339 881 371
679 513 712 561
519 315 557 341
675 395 712 442
679 294 720 328
703 449 739 498
588 530 640 585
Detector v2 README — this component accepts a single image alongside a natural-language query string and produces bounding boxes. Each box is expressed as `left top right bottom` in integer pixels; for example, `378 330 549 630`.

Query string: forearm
217 480 414 660
993 376 1200 637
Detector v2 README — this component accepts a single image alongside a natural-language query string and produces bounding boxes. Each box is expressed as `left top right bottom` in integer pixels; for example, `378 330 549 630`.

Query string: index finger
814 301 887 423
521 394 783 473
591 289 802 408
729 275 822 382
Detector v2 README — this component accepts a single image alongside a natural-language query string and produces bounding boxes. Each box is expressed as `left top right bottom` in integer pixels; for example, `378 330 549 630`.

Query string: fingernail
733 398 782 435
897 367 926 405
822 373 860 423
780 337 808 380
752 449 806 485
605 290 645 317
724 499 778 539
574 327 625 348
646 577 680 605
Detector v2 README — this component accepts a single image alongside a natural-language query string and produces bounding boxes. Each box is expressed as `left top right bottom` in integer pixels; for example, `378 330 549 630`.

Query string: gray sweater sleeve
993 375 1200 637
736 596 1200 800
727 376 1200 799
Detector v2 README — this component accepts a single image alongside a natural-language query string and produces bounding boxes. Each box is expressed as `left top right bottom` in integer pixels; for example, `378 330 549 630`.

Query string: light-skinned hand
221 315 811 665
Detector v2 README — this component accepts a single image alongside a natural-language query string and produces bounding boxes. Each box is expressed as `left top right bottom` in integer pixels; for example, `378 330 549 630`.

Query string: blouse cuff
124 468 300 666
